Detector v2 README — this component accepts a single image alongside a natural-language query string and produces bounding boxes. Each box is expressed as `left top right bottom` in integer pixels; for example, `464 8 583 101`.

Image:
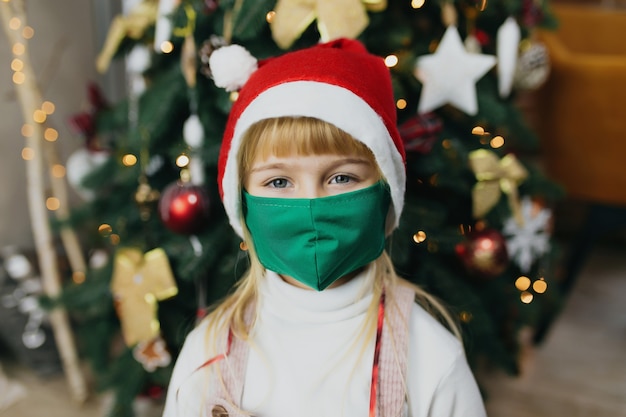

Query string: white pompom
183 114 204 147
208 44 258 92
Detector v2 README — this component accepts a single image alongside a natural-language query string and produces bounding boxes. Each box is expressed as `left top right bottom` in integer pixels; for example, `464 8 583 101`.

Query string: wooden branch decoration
0 0 87 403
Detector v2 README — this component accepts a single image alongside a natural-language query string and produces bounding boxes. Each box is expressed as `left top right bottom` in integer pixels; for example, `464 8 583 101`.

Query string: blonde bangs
238 117 376 179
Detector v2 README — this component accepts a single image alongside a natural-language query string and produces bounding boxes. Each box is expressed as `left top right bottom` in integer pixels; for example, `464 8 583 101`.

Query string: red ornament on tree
158 181 211 234
455 228 509 279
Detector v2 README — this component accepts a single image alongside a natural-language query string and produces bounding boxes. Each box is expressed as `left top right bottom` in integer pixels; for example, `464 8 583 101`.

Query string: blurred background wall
0 0 124 250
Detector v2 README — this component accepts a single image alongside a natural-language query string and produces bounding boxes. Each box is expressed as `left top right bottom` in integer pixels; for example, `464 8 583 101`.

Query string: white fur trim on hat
222 81 406 238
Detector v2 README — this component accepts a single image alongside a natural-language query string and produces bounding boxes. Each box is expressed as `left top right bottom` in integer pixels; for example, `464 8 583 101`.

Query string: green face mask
242 182 391 291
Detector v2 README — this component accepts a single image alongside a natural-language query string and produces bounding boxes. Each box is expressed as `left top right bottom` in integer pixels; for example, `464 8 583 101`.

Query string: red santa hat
211 39 406 238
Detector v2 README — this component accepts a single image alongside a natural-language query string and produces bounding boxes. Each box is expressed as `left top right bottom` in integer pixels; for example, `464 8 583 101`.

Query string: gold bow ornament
270 0 387 50
469 149 528 222
110 247 178 347
95 0 159 73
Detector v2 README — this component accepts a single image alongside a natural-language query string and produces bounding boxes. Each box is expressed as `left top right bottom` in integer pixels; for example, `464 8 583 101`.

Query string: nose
297 181 326 199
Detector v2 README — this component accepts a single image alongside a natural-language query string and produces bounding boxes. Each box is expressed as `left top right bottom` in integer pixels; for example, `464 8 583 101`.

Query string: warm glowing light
230 91 239 102
42 101 55 114
9 17 21 30
176 154 190 167
520 291 533 304
12 71 25 84
515 276 531 291
478 0 488 11
21 124 33 137
12 42 25 55
478 238 494 250
72 271 86 284
122 154 138 166
22 26 34 39
46 197 60 211
459 311 473 323
413 230 427 243
396 99 407 109
98 223 113 236
11 58 23 71
51 164 66 178
266 11 276 22
160 41 174 53
384 55 398 67
471 126 485 135
110 234 121 245
33 109 46 123
533 279 548 293
411 0 426 8
22 147 34 160
490 135 505 148
44 127 58 141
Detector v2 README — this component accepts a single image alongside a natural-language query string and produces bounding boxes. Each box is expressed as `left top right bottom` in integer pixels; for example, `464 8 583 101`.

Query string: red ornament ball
455 228 509 279
158 181 211 234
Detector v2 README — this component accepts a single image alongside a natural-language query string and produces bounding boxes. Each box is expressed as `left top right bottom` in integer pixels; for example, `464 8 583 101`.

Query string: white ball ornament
126 45 152 74
208 44 258 92
183 114 204 147
66 148 110 201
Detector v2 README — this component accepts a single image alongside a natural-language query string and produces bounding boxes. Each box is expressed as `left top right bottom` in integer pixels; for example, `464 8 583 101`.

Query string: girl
162 39 486 417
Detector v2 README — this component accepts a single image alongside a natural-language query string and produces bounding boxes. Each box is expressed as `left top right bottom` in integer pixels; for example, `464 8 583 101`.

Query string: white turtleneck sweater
162 267 486 417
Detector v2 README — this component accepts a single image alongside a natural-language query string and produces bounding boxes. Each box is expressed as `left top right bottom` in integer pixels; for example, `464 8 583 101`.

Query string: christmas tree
59 0 563 414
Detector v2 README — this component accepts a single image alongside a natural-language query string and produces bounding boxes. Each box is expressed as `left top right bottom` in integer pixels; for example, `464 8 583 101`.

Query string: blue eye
269 178 289 188
331 175 352 184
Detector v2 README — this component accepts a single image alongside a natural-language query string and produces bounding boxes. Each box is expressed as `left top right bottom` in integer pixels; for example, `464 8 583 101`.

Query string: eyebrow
248 157 373 174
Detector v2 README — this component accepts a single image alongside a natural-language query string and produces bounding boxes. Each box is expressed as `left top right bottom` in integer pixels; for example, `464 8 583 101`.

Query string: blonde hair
202 115 461 365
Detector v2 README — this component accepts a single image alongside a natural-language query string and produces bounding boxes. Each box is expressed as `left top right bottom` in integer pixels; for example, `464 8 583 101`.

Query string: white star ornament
415 26 497 115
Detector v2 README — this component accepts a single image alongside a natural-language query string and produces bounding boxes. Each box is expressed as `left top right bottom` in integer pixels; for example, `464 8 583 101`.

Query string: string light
413 230 427 243
33 109 46 123
21 124 33 137
533 278 548 293
122 154 138 166
230 91 239 102
98 223 113 236
51 164 66 178
12 71 25 84
41 101 55 114
515 275 531 291
44 127 58 141
21 147 34 160
45 197 60 211
109 234 121 245
459 311 473 323
490 135 505 148
11 58 23 71
8 17 21 30
72 271 86 284
12 42 25 55
520 291 533 304
176 154 190 167
266 11 276 23
411 0 426 8
471 126 486 135
384 54 398 67
160 41 174 54
22 26 34 39
396 99 407 109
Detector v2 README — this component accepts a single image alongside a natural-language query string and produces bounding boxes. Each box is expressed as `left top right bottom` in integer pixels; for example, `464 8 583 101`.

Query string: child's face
244 151 379 199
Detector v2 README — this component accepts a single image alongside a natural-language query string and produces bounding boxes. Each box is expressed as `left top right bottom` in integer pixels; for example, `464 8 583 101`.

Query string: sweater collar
259 266 375 323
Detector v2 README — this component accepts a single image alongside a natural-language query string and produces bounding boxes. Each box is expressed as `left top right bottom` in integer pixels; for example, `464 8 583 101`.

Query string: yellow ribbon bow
469 149 528 222
95 0 159 73
110 247 178 347
270 0 387 50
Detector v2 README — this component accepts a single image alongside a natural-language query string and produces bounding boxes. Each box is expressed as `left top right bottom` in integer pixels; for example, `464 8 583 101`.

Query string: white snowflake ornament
503 196 552 273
